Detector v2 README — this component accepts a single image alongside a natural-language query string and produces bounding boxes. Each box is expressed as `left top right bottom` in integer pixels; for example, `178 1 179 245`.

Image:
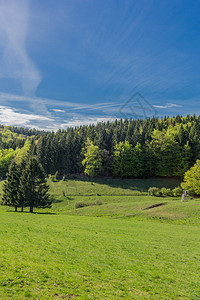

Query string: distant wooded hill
0 115 200 178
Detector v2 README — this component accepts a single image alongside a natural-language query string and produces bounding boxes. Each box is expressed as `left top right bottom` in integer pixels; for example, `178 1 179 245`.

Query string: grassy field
0 177 200 299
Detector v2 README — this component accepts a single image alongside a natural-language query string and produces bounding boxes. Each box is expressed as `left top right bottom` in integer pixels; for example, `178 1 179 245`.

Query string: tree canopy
82 139 103 177
181 160 200 195
1 115 200 178
2 157 51 212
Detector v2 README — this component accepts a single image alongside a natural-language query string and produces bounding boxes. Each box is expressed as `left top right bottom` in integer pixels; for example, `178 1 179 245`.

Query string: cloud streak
0 106 53 128
0 91 187 130
153 103 182 109
0 0 41 96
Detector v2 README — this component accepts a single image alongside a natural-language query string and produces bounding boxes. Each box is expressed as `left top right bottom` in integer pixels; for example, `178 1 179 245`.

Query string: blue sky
0 0 199 130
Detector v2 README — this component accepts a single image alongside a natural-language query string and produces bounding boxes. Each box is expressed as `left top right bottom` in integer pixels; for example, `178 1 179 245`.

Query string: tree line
1 115 200 178
35 115 200 177
2 114 200 212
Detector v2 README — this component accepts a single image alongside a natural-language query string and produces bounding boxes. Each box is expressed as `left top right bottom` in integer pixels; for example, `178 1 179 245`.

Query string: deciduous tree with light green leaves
82 139 103 177
0 148 16 179
181 160 200 195
112 141 143 177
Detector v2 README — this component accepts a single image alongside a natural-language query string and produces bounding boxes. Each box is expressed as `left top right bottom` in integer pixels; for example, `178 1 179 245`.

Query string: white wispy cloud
0 92 187 130
0 0 41 96
0 104 117 131
153 103 182 109
0 92 123 114
0 106 53 128
60 116 116 129
51 109 65 113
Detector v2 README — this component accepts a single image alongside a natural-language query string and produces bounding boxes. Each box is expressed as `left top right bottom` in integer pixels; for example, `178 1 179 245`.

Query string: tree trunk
21 206 23 212
30 206 33 213
15 206 17 212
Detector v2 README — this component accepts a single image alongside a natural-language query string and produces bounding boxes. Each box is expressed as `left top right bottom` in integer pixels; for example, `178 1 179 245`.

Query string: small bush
166 188 173 197
148 187 160 196
160 187 172 197
75 200 103 209
172 186 183 197
148 187 172 197
75 202 88 209
89 199 103 206
95 199 103 205
149 186 181 197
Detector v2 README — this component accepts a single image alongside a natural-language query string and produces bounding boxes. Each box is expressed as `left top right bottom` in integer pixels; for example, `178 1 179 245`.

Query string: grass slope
0 213 200 299
44 178 199 225
0 177 200 299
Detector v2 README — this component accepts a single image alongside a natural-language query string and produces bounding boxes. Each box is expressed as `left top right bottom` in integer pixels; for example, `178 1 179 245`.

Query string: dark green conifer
2 161 20 212
19 157 51 213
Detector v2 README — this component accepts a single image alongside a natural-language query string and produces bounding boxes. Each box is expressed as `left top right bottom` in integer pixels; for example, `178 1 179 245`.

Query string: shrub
89 199 103 206
75 200 103 209
166 188 173 197
148 187 172 197
75 202 88 209
95 199 103 205
148 187 160 196
160 187 172 197
172 186 183 197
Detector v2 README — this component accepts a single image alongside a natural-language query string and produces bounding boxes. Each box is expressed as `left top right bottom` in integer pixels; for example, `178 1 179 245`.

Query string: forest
0 115 200 179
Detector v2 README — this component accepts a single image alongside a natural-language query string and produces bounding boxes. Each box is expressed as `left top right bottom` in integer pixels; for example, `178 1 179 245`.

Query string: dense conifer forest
1 115 200 178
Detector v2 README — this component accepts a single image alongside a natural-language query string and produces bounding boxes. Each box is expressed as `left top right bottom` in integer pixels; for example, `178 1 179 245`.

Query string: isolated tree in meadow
2 157 51 213
2 161 21 212
181 159 200 195
82 139 103 177
20 157 50 212
17 159 29 212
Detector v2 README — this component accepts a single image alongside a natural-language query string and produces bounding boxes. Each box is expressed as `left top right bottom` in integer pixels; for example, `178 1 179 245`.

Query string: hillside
0 178 200 299
0 115 200 180
0 125 44 149
1 177 200 225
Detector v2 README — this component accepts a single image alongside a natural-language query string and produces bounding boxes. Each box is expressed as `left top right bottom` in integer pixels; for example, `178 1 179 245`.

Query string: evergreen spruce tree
19 157 51 213
17 159 28 212
2 161 21 212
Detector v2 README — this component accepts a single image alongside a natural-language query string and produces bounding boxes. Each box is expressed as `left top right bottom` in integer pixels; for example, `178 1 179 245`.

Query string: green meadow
0 178 200 299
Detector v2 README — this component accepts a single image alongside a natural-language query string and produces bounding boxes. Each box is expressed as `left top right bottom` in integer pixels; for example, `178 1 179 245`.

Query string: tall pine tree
19 157 50 213
2 161 21 212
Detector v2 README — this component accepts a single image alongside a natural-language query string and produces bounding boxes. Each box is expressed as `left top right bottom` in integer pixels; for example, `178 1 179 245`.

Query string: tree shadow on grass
19 210 56 215
52 199 63 203
50 196 63 204
5 210 56 214
64 175 182 193
33 212 56 215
